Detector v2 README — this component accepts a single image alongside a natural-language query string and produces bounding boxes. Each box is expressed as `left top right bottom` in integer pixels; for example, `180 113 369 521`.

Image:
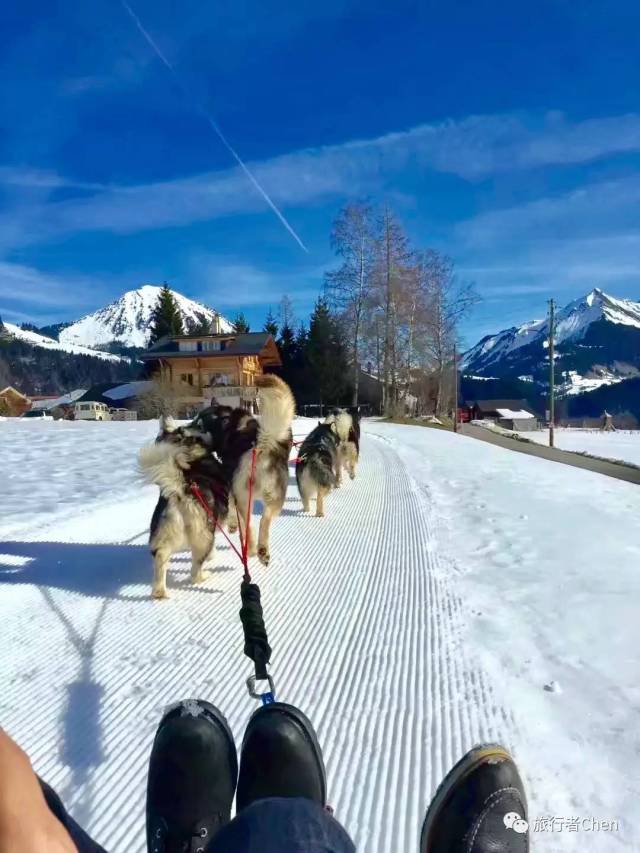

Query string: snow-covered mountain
462 289 640 394
2 322 123 362
58 285 232 350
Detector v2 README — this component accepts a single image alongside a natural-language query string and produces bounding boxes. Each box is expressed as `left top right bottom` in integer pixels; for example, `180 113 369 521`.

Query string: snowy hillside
0 419 638 850
58 285 232 350
3 322 123 362
462 288 640 384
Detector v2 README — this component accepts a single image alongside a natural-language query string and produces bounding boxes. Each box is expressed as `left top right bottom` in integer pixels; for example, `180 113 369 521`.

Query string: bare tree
324 202 377 405
279 295 296 329
420 250 478 415
135 378 188 419
374 206 413 414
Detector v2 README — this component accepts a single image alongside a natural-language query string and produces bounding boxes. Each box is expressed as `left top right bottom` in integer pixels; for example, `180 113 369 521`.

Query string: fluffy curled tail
138 442 192 498
255 374 295 447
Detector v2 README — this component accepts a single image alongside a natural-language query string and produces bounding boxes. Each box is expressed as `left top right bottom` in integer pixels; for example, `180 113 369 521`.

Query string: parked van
74 401 111 421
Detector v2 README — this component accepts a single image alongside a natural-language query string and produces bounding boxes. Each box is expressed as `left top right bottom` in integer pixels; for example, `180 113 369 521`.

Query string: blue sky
1 0 640 344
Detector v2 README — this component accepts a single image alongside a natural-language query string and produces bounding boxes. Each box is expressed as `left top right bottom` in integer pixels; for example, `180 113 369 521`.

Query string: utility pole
453 342 459 433
548 298 555 448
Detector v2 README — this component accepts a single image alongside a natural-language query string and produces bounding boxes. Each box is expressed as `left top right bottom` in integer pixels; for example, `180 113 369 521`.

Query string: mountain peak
58 285 232 350
462 288 640 380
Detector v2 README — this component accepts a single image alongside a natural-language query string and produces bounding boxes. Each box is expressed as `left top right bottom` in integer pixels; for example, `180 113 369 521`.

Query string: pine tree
305 298 349 412
149 285 184 344
232 312 250 334
192 316 213 335
264 308 279 337
278 323 297 366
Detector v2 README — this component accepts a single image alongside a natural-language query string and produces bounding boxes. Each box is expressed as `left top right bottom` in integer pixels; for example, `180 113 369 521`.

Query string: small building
469 399 539 431
139 332 282 415
0 386 31 416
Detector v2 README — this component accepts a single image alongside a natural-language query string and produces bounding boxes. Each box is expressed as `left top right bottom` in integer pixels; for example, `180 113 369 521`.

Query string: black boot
421 744 529 853
236 702 326 810
146 699 238 853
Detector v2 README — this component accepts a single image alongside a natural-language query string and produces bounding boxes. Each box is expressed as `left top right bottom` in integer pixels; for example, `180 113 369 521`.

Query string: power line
119 0 308 253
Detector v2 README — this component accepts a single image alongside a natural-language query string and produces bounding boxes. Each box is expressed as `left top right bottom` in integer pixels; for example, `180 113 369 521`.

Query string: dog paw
152 587 168 599
191 570 208 585
302 504 310 513
315 510 325 518
349 473 356 480
258 546 270 567
228 521 238 534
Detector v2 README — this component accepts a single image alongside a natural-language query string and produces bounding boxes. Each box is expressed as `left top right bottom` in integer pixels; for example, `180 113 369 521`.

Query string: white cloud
459 176 640 247
188 256 326 309
3 110 640 248
0 261 116 323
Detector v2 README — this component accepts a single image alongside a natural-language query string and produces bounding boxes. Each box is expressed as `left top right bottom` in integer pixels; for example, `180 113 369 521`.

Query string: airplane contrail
119 0 308 252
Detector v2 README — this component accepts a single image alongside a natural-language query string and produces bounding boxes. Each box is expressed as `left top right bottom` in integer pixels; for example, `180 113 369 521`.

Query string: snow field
1 418 639 850
515 427 640 467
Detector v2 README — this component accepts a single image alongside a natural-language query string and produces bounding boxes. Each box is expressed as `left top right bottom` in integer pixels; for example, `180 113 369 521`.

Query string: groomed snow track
1 424 516 852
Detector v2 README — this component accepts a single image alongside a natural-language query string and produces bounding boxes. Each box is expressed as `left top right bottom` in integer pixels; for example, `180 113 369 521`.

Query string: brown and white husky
139 375 295 598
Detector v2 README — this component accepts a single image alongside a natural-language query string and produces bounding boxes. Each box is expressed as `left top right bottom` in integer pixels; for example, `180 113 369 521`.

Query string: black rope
239 580 271 680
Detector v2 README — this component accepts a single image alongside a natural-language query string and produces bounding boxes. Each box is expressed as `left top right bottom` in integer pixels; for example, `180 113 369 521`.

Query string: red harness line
189 447 257 582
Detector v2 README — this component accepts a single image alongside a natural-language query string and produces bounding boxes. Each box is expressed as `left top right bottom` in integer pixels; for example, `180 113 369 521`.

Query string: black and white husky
296 421 339 517
139 375 295 598
324 408 360 485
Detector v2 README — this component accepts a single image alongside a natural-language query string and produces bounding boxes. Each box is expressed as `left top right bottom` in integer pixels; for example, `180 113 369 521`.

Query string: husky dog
296 421 339 517
324 407 361 485
139 374 295 598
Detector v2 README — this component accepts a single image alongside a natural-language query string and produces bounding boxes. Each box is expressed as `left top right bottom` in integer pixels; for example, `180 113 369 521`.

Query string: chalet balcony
202 384 257 400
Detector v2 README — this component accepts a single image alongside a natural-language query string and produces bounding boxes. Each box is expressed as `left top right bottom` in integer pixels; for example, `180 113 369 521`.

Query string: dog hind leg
151 547 172 599
190 530 215 584
227 493 238 534
316 485 328 518
298 467 314 513
257 502 279 567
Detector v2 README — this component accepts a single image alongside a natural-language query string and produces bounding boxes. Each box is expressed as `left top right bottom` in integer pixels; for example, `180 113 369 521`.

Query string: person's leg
420 743 529 852
0 727 105 853
40 780 108 853
211 702 355 853
145 699 237 853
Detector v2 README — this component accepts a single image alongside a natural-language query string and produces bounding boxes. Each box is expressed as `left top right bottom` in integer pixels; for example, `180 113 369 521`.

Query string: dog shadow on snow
0 540 231 831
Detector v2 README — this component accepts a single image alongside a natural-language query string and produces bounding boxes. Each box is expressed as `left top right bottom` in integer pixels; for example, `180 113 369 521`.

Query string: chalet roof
140 332 279 362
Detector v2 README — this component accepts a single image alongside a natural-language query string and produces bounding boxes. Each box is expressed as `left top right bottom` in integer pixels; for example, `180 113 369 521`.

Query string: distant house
139 331 282 415
0 386 31 416
468 399 539 431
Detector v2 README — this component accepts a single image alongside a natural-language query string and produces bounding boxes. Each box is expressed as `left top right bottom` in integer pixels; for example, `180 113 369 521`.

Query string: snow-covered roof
103 380 154 401
496 408 536 419
31 389 87 410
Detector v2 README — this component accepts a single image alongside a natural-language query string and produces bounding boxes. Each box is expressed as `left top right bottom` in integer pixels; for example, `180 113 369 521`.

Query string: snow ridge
59 285 232 350
462 288 640 373
3 322 123 362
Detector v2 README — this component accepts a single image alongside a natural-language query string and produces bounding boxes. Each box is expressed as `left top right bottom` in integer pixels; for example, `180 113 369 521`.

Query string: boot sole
420 744 515 852
242 702 327 805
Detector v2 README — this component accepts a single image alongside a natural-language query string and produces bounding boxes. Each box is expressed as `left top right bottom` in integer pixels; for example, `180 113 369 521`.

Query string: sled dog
139 374 295 598
296 421 339 517
324 407 360 485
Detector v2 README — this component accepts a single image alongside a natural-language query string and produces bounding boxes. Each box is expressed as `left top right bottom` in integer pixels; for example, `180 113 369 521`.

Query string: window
179 340 198 352
202 340 221 352
180 373 194 386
